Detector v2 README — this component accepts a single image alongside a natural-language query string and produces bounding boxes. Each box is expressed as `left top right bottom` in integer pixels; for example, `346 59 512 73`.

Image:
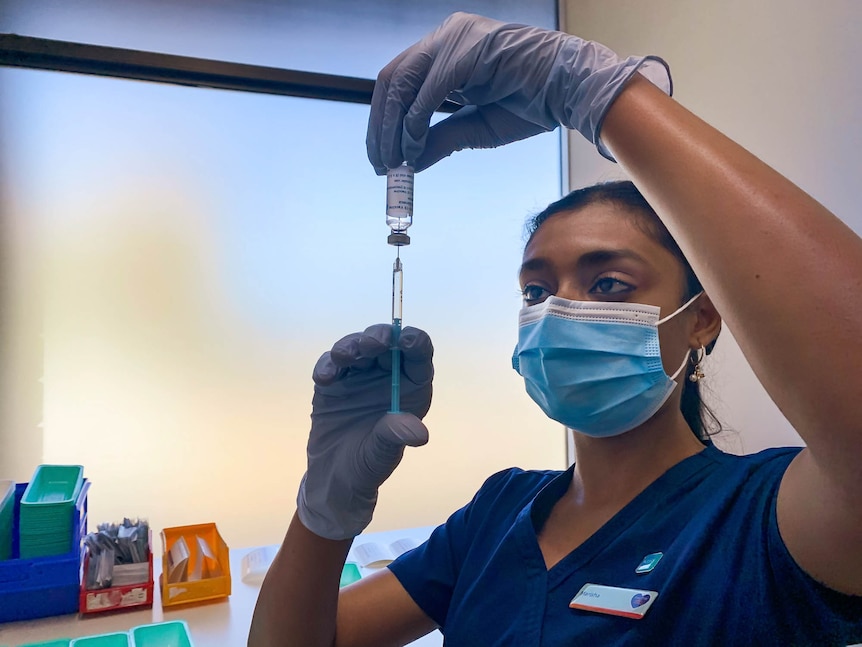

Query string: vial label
386 166 414 231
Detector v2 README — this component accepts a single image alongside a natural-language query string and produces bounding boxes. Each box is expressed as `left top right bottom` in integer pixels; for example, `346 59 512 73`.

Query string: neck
569 405 705 509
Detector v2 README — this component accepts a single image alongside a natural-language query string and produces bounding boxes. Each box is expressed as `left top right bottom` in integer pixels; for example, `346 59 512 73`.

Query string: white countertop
0 526 442 647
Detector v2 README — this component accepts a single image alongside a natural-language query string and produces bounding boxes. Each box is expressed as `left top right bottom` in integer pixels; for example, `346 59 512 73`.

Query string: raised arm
366 12 862 595
248 325 437 646
600 76 862 594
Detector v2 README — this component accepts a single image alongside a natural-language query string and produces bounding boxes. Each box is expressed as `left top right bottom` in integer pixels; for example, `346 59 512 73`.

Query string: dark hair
526 180 721 442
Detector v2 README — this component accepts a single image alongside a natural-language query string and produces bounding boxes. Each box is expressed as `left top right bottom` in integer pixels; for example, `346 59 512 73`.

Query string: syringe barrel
391 257 403 322
389 257 403 414
386 164 414 233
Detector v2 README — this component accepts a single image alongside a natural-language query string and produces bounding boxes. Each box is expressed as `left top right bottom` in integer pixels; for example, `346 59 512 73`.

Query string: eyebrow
519 248 651 276
577 249 650 268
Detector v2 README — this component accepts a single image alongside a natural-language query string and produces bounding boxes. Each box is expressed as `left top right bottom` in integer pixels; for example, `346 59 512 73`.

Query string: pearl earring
689 346 706 383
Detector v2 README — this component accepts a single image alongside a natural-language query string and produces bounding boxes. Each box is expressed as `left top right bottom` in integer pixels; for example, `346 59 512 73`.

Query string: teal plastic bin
15 641 72 647
0 480 14 560
69 634 129 647
131 621 193 647
19 465 84 559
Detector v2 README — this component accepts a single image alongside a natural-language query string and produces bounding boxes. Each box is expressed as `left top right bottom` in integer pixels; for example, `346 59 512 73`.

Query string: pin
635 552 663 574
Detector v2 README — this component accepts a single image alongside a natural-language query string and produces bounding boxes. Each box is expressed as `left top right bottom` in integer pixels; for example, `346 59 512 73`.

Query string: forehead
523 202 685 278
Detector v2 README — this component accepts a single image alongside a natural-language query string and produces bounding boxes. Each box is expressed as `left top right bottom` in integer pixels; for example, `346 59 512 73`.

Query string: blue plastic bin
0 480 89 623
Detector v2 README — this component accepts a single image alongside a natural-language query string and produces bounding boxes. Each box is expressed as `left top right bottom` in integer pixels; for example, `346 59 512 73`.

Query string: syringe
390 252 403 414
386 164 413 414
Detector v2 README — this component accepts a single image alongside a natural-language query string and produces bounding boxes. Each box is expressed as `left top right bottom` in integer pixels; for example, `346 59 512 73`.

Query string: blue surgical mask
512 293 702 437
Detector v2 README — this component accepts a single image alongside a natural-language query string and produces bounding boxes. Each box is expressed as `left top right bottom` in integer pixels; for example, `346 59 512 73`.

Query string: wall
0 68 563 549
563 0 862 454
0 2 564 549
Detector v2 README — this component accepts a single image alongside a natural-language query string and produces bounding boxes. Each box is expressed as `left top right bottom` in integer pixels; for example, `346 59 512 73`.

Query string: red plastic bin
79 529 154 614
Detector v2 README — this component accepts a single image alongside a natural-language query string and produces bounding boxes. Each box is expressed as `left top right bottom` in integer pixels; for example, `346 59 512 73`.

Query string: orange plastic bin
159 522 230 607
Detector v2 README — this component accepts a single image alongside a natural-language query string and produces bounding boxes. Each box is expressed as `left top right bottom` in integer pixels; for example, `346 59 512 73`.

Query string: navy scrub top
388 444 862 646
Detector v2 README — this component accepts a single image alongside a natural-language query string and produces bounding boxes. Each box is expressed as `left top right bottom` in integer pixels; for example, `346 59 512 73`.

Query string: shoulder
476 466 564 496
702 443 802 480
467 466 565 517
672 444 805 514
429 466 567 550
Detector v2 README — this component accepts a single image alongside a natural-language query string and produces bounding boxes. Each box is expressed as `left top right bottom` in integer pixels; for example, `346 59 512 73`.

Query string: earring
689 346 706 383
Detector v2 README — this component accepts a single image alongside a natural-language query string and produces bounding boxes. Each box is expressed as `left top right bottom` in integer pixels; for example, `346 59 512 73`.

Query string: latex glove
367 11 672 172
296 324 433 540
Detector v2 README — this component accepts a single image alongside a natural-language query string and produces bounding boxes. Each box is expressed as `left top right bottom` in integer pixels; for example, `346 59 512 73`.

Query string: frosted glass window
0 67 563 547
0 0 557 77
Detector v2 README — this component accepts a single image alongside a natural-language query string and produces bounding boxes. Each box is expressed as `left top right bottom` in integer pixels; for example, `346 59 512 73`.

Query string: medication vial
386 164 414 234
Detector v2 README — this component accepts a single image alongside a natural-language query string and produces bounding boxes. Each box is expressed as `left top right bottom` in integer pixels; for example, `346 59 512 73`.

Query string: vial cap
388 232 411 246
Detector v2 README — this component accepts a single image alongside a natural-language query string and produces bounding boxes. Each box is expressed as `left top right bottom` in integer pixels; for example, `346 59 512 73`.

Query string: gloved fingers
367 47 417 174
357 324 433 382
313 327 389 386
411 105 553 172
326 332 376 374
311 351 343 386
398 326 434 385
377 45 435 171
399 61 462 167
318 325 431 384
368 11 504 172
353 414 427 487
356 323 392 359
373 412 430 448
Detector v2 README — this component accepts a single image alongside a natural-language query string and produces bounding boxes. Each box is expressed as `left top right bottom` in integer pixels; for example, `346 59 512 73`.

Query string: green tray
131 621 193 647
340 562 362 588
69 633 128 647
0 482 12 561
21 466 83 506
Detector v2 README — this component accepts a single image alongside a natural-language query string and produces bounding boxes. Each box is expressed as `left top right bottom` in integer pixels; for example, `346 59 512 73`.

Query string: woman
249 13 862 646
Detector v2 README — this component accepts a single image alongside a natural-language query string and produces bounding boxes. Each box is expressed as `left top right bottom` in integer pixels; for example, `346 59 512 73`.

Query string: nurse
249 12 862 646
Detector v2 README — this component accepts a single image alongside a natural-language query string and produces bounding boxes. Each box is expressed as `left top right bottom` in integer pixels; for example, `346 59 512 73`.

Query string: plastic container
69 633 129 647
19 466 84 559
0 480 14 561
160 523 230 607
0 480 89 623
21 466 83 506
15 641 72 647
79 530 154 614
340 562 362 588
131 621 194 647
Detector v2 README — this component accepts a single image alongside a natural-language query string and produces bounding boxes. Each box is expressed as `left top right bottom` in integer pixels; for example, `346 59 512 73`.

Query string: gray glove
367 11 672 172
296 324 433 540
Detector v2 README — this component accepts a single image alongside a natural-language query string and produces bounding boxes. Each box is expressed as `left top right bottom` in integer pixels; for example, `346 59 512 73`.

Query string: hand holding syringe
385 164 413 414
294 164 428 542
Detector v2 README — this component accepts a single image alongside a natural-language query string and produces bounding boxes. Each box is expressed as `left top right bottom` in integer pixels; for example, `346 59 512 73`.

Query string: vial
386 164 414 244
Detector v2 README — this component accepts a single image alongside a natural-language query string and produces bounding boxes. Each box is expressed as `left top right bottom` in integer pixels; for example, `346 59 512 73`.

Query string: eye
521 284 551 305
589 276 635 296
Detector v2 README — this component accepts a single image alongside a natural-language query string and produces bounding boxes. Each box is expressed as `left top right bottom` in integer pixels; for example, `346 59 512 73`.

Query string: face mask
512 293 702 437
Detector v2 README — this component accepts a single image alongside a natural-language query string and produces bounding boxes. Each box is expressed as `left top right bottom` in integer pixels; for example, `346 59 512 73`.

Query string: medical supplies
80 519 153 615
160 523 231 607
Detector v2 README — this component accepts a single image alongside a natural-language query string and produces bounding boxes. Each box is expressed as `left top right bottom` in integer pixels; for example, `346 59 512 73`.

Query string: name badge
569 583 658 620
